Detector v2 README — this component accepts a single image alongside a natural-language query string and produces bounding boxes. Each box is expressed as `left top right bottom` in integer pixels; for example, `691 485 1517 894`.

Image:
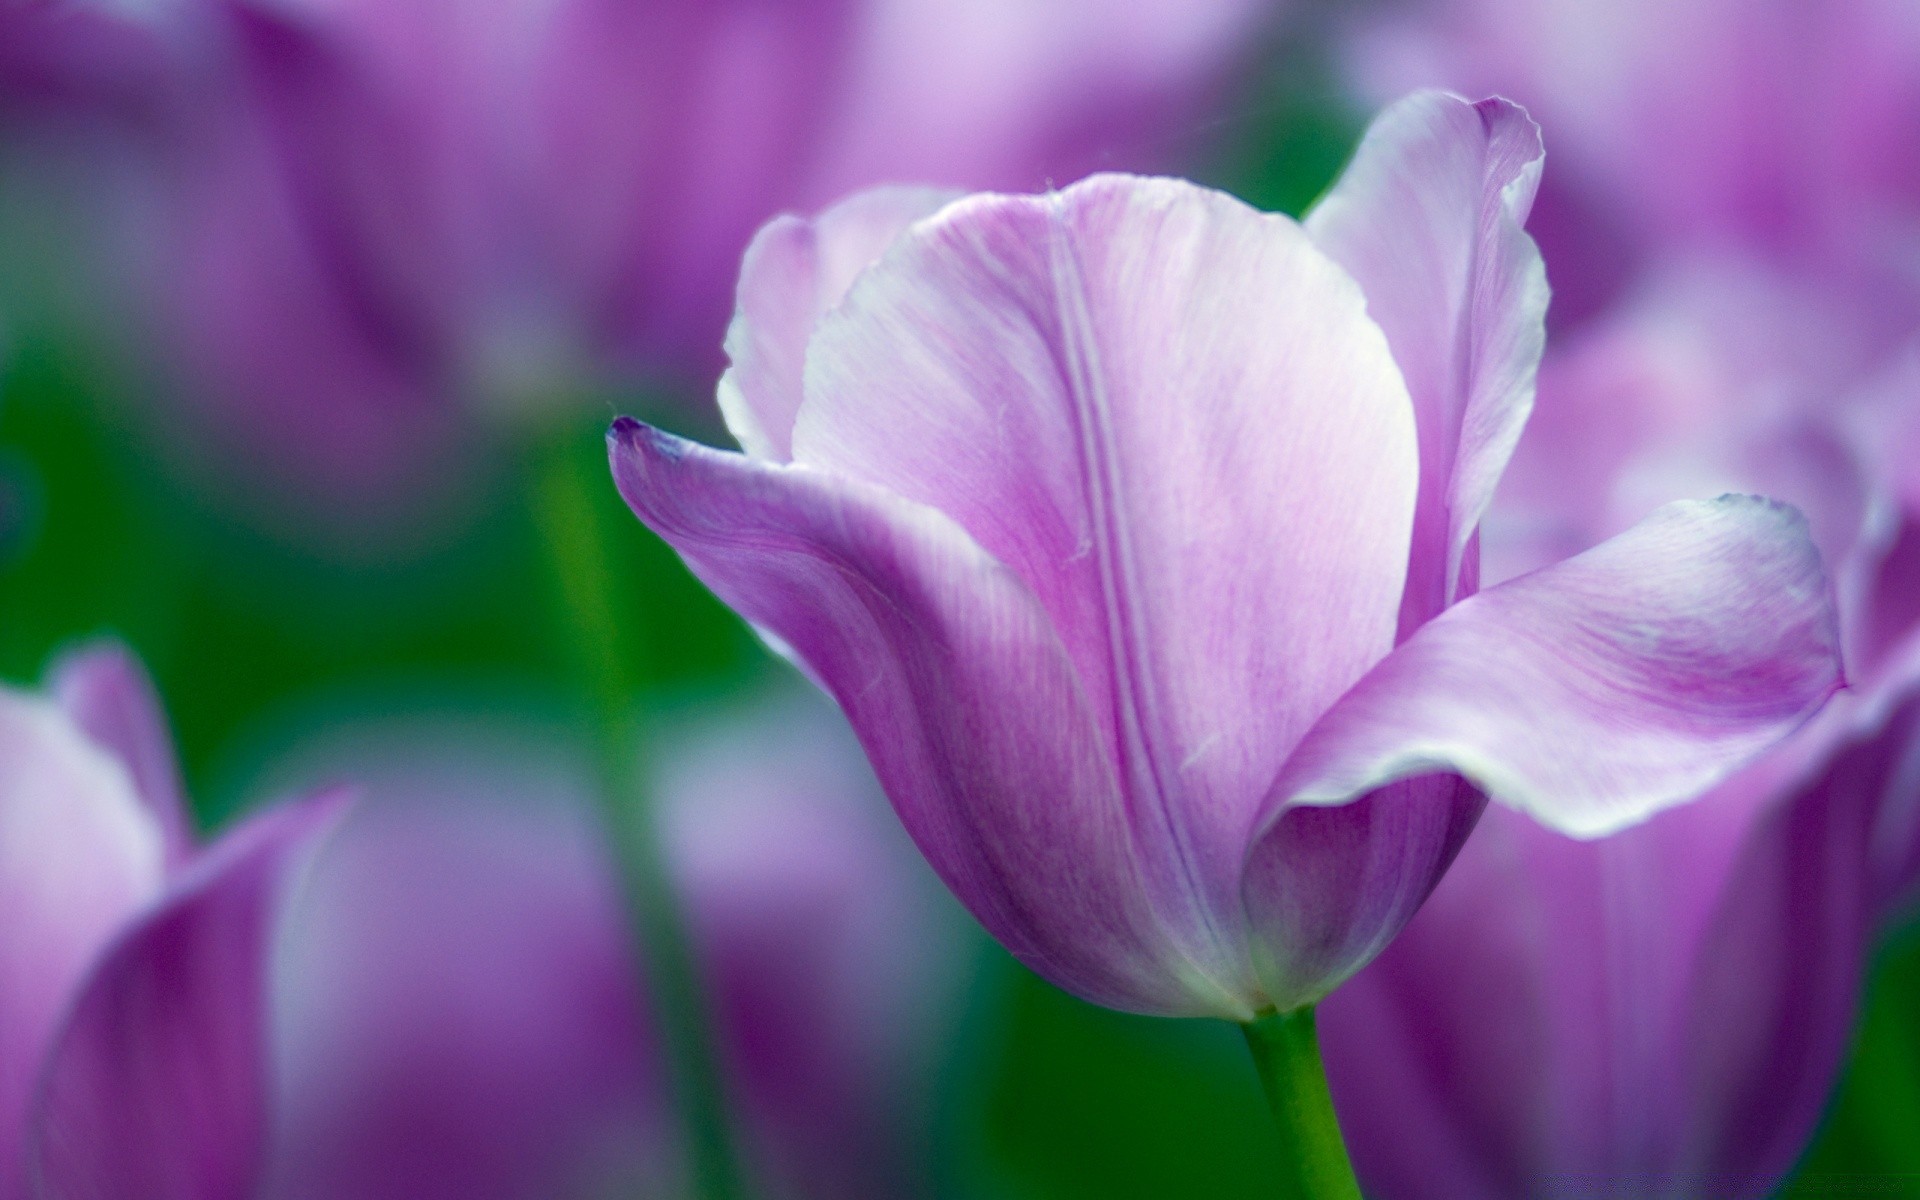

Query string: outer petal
794 174 1418 984
609 419 1221 1017
717 186 960 463
1241 495 1843 1004
47 641 195 869
27 790 350 1200
0 691 164 1200
1232 775 1485 1014
1305 90 1547 629
1260 495 1843 839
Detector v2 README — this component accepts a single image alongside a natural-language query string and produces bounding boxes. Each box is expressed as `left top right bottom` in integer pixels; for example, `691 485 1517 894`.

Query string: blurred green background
2 46 1916 1199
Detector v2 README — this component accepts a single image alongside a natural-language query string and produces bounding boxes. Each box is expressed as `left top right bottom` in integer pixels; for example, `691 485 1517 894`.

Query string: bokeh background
2 0 1917 1195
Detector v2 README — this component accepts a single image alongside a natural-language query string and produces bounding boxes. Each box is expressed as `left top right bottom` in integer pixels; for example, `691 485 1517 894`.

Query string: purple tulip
0 642 345 1200
260 690 970 1199
134 0 1266 521
1319 255 1920 1198
609 91 1846 1021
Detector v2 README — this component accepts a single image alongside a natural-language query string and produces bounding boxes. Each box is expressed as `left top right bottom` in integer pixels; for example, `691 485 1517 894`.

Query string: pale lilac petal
265 764 669 1200
0 691 165 1200
794 174 1418 979
717 186 960 463
1305 90 1547 628
1240 775 1484 1012
1258 495 1843 842
47 641 194 868
609 419 1221 1017
27 790 350 1200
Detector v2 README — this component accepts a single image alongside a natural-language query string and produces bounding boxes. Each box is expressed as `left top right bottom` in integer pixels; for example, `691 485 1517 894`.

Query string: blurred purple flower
260 690 971 1199
1343 0 1920 327
129 0 1269 522
5 643 961 1196
610 91 1844 1021
0 0 166 118
1320 256 1920 1199
0 642 345 1200
657 695 971 1198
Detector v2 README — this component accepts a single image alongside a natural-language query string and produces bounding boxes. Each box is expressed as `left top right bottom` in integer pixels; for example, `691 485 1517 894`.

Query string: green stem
530 424 746 1200
1241 1007 1363 1200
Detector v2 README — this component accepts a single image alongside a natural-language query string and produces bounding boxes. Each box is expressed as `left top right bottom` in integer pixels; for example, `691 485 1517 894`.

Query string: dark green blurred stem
1241 1007 1362 1200
530 426 746 1200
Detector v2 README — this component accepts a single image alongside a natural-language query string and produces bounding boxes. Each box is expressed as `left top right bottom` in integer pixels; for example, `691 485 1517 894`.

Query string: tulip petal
718 186 961 463
27 790 350 1200
0 692 164 1200
48 642 195 869
792 174 1418 971
1236 775 1486 1012
1257 494 1843 843
609 420 1227 1016
1306 90 1547 628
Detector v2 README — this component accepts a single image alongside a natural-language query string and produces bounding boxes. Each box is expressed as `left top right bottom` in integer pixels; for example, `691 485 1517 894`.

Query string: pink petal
0 692 165 1200
47 641 195 870
718 186 960 463
609 420 1221 1016
27 790 350 1200
1305 90 1547 630
792 174 1418 978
